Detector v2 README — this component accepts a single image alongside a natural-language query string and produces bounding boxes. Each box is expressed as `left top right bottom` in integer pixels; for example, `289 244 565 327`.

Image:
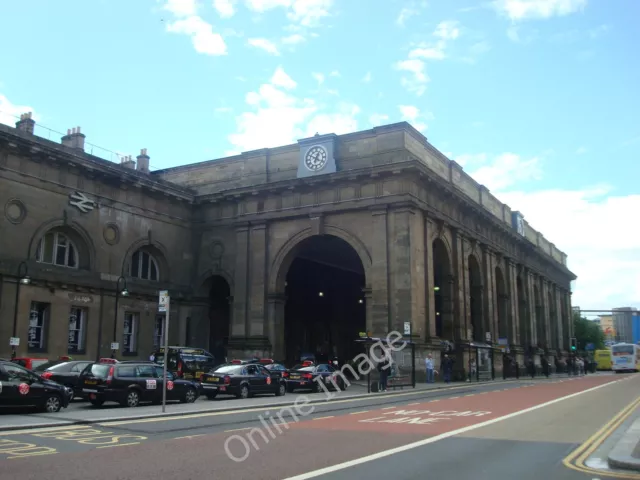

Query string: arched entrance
433 238 454 340
495 266 508 340
468 255 483 342
279 235 367 366
201 275 231 355
517 276 528 347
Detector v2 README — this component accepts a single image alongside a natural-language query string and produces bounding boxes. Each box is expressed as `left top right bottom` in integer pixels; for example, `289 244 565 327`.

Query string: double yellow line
563 395 640 478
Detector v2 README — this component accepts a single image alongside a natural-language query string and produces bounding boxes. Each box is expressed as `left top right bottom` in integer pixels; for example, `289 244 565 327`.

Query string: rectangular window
28 302 50 352
154 315 164 349
68 307 87 353
123 312 139 355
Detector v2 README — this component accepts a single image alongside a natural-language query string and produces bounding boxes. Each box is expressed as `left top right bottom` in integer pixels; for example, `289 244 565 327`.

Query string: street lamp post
12 261 31 359
111 276 128 358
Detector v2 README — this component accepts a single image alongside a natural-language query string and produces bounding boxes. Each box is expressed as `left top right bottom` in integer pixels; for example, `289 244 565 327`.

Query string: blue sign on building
632 314 640 344
585 343 595 351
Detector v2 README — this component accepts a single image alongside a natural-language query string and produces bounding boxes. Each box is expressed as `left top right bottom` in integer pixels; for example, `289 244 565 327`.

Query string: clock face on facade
304 145 328 172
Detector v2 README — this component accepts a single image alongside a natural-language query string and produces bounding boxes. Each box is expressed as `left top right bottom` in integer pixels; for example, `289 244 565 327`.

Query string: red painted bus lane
296 375 619 435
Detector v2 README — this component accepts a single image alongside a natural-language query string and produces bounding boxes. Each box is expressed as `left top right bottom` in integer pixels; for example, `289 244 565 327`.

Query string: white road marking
313 416 335 421
281 379 621 480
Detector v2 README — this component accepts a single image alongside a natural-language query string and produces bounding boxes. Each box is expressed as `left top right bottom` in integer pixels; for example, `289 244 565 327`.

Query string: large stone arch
28 218 96 270
432 236 454 340
122 237 171 282
269 224 372 293
195 268 235 296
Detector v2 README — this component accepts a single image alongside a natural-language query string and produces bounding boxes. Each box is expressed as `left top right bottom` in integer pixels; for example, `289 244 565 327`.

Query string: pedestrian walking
425 353 435 383
377 351 391 392
469 358 477 382
441 354 453 384
541 356 549 378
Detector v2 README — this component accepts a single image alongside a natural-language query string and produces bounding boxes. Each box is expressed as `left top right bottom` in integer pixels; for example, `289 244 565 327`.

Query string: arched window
130 249 159 281
35 231 79 268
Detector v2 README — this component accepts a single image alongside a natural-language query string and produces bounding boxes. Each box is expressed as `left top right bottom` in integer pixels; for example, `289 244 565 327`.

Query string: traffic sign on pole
159 290 170 413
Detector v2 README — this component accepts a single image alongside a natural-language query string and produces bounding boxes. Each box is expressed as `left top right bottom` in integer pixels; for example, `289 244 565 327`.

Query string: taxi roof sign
99 358 118 364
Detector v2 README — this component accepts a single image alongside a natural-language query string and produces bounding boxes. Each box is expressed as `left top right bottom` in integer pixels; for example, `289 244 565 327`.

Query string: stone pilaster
249 223 267 337
482 246 496 343
362 287 373 335
370 206 390 335
231 223 249 337
563 290 573 349
526 269 536 348
459 237 472 341
554 285 564 351
266 293 285 360
540 277 551 348
451 228 465 342
424 217 436 339
506 258 519 346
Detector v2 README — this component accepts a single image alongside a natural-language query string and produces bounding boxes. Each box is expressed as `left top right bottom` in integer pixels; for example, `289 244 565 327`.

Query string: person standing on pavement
378 351 390 392
541 356 549 378
441 354 453 384
425 353 435 383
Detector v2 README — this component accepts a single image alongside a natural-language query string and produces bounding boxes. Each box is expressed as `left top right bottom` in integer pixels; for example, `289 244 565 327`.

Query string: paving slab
608 414 640 471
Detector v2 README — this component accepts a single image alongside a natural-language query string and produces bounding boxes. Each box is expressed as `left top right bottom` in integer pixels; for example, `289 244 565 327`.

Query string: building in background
612 307 638 343
597 314 616 346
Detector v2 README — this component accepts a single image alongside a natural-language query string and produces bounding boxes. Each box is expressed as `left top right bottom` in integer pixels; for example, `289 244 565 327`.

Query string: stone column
564 290 573 348
266 293 286 360
506 258 519 346
370 206 390 336
482 246 496 343
540 277 551 348
249 222 267 337
231 223 249 338
451 229 466 341
424 217 436 339
554 285 564 351
526 269 536 348
362 287 373 334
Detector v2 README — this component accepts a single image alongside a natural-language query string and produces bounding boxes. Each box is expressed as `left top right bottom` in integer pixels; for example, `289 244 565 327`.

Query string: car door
259 366 277 392
69 362 92 389
246 364 267 392
136 364 161 402
0 363 46 405
154 366 179 401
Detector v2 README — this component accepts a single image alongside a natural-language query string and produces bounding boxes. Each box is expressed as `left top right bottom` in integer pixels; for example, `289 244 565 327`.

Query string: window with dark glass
36 231 78 268
123 312 139 354
28 302 50 351
68 307 87 353
130 250 159 281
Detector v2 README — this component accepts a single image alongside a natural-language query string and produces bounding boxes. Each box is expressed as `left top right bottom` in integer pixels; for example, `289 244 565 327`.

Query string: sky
1 0 639 313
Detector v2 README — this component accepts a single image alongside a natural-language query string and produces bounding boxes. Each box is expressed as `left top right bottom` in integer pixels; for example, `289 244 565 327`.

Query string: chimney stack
61 127 85 151
136 148 150 174
120 155 136 169
15 112 35 134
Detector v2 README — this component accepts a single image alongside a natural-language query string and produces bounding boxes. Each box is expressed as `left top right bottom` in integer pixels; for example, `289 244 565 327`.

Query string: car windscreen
612 345 634 355
213 365 243 374
181 354 215 370
291 365 315 372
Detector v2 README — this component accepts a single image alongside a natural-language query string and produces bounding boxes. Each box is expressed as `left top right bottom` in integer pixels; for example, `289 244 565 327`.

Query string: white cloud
434 20 461 40
396 1 428 26
409 43 447 60
270 66 297 89
228 67 360 152
0 94 40 128
213 0 236 18
312 72 325 84
166 16 227 55
247 37 280 55
329 70 340 77
398 105 429 132
492 0 587 21
282 33 306 44
163 0 198 17
469 152 542 191
244 0 334 27
395 59 429 96
369 113 389 126
362 72 372 83
576 146 588 155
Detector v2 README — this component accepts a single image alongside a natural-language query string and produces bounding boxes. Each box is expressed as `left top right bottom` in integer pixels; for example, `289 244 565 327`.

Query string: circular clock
304 145 328 172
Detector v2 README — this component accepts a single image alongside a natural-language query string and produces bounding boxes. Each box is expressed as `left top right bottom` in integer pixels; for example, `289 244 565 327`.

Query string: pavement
1 372 638 480
607 406 640 472
0 375 561 432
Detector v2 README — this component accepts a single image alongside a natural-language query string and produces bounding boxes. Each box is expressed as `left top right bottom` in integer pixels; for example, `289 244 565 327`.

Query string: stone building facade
0 113 576 377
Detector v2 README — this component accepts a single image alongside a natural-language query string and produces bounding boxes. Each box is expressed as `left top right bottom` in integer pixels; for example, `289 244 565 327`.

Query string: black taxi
0 359 71 412
79 359 200 407
200 363 286 399
152 346 219 381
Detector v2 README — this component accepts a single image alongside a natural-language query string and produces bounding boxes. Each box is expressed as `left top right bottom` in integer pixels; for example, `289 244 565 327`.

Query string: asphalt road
1 373 638 480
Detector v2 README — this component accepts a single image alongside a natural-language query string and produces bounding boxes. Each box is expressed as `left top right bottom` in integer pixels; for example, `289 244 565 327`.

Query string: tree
573 312 605 350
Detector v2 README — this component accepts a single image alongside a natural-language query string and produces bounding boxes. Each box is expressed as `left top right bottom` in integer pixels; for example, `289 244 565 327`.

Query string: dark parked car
264 362 290 379
40 360 94 398
200 363 286 399
79 359 200 407
152 346 219 381
0 360 71 412
287 363 346 393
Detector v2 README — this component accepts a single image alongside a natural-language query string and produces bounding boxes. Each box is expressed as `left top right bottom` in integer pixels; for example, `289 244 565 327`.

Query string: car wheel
182 387 197 403
43 394 62 413
237 385 249 399
276 383 286 396
125 389 140 408
90 398 104 407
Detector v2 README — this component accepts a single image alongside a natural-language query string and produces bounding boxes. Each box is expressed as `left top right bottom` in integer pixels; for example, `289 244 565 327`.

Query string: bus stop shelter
353 336 416 393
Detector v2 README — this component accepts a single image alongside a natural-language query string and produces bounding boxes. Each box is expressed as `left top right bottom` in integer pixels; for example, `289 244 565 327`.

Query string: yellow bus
594 349 611 370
